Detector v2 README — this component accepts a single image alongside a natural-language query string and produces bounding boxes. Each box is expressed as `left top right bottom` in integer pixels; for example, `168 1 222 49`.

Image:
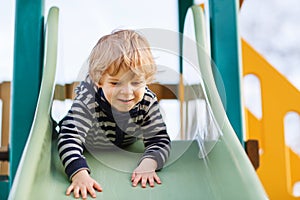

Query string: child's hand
131 158 161 188
66 169 102 199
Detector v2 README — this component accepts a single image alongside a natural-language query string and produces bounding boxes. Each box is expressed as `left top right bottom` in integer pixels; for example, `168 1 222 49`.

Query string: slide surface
8 6 268 200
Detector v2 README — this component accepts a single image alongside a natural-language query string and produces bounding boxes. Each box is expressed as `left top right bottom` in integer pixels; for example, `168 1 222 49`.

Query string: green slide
8 6 268 200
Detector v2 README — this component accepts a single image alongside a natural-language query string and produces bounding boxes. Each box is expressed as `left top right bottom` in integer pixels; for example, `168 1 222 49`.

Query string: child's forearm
142 131 171 170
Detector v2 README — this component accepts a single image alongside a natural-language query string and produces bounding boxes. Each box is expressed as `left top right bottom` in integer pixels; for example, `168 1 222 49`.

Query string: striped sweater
58 76 171 179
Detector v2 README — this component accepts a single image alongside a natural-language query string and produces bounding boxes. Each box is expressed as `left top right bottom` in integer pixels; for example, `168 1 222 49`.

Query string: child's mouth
119 99 133 103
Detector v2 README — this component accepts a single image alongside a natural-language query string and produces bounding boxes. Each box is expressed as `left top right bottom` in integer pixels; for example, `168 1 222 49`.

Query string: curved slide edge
8 7 59 200
190 5 268 199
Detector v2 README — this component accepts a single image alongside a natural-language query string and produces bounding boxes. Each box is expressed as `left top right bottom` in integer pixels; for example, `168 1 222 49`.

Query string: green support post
178 0 194 73
10 0 44 189
0 179 9 200
177 0 194 139
208 0 244 145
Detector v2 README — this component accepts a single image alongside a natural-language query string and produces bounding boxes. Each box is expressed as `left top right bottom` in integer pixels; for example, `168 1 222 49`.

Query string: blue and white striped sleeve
140 94 171 170
57 97 94 180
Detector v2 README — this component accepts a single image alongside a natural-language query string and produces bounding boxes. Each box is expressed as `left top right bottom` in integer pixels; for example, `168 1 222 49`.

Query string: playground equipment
242 39 300 199
1 0 300 199
7 5 268 200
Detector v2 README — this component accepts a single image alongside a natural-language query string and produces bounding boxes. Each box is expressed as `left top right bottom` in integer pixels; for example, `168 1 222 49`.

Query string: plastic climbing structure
0 0 299 200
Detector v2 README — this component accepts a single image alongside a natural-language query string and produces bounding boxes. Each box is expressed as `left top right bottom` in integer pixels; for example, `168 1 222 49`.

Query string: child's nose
120 84 133 94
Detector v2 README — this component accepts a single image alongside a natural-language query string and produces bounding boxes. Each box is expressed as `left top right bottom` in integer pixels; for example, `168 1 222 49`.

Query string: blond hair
88 29 156 84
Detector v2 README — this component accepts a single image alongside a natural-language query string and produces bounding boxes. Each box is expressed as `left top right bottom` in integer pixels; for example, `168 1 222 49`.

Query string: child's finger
153 173 161 184
80 187 87 199
87 185 96 198
141 177 147 188
131 172 136 181
148 176 155 187
73 186 80 198
132 174 142 187
66 185 74 196
93 181 103 192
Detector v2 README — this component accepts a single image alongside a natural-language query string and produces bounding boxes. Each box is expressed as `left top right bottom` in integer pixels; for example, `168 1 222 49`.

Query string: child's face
99 68 146 112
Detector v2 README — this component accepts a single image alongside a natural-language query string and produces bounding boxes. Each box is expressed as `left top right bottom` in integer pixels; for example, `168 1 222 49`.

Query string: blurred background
1 0 299 86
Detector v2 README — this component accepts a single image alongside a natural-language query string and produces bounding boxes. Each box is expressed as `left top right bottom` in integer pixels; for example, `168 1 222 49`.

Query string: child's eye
131 81 144 86
110 82 120 86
